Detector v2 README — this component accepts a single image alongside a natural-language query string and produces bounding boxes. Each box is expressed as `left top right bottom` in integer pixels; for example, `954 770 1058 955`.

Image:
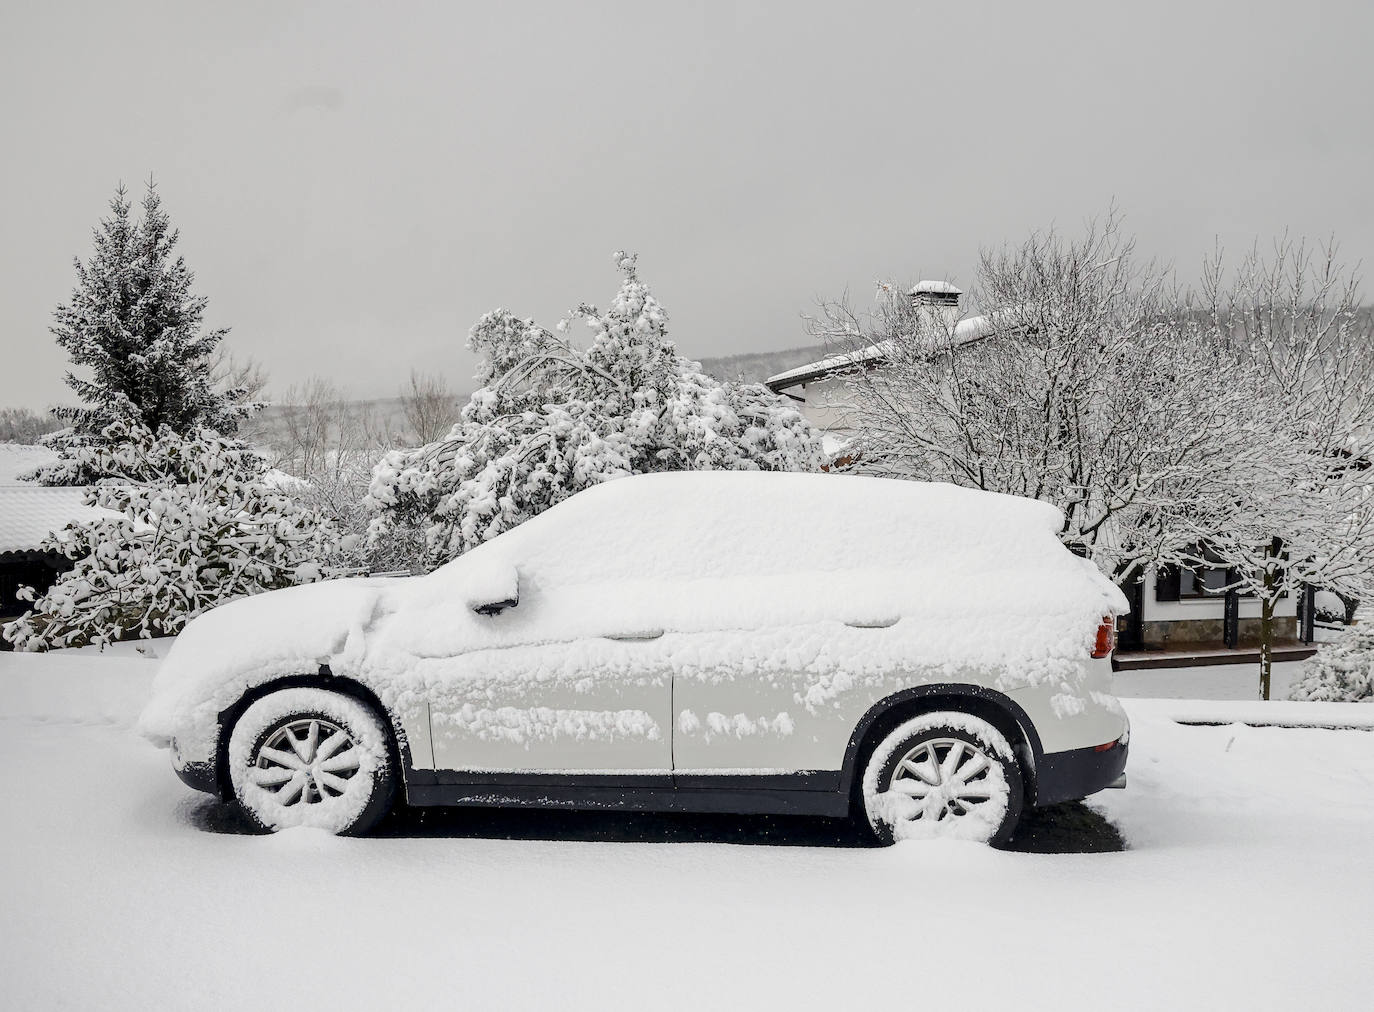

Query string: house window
1178 564 1234 599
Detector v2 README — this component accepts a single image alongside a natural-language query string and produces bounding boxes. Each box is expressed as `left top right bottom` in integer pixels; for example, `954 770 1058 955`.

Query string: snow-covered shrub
2 422 342 651
368 252 825 567
1289 625 1374 702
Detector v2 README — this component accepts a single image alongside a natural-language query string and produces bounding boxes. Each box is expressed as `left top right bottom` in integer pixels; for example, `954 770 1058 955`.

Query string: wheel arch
840 684 1045 809
214 665 411 802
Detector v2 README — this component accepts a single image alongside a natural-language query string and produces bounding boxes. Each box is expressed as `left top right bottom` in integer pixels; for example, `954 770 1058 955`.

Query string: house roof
764 312 1000 393
910 280 963 296
0 486 118 556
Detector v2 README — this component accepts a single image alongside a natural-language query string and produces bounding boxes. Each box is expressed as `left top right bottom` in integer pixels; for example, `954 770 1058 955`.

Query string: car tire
859 711 1023 847
227 688 396 836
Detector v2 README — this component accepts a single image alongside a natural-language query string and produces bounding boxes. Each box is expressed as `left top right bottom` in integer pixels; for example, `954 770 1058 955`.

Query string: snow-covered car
140 471 1130 844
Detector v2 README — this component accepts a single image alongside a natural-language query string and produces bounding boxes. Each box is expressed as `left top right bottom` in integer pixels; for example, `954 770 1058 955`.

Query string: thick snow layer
141 472 1127 756
0 442 58 484
5 651 1374 1009
0 485 121 553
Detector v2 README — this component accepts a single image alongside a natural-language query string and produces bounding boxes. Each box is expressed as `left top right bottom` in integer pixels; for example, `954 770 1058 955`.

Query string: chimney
910 280 962 336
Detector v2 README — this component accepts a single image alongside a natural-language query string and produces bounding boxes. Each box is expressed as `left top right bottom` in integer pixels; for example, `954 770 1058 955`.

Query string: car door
379 495 678 778
407 577 674 777
670 570 906 786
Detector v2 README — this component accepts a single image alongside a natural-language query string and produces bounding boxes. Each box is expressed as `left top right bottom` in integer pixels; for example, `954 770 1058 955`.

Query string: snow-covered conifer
368 253 824 567
32 182 250 485
2 422 341 650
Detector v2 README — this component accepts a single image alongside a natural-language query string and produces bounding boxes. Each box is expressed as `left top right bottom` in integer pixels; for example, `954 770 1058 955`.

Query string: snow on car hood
138 577 394 746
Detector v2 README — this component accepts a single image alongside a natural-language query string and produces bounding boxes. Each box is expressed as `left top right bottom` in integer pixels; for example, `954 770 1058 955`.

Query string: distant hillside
694 345 824 385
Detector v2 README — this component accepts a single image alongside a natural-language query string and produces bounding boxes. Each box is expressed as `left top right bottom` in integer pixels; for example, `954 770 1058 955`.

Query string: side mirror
463 555 520 617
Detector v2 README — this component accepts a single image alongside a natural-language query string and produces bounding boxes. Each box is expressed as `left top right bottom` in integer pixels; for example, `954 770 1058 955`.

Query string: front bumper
171 737 221 797
1034 738 1129 807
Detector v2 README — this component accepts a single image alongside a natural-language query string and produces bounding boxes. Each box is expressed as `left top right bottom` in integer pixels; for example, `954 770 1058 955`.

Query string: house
765 281 997 435
1114 559 1307 662
764 283 1315 665
0 445 120 650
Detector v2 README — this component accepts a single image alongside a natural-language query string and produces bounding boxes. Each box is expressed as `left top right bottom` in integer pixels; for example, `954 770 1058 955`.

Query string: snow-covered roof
765 313 999 393
0 443 59 485
0 487 117 556
910 280 963 296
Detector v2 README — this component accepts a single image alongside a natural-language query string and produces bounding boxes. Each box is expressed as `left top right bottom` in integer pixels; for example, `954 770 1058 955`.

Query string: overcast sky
3 0 1372 411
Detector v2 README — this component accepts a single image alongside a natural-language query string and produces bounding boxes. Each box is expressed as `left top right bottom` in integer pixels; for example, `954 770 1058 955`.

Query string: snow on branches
820 212 1258 584
368 252 824 567
2 423 342 651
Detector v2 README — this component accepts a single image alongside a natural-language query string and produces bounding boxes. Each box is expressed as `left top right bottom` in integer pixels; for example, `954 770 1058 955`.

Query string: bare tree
266 377 427 574
209 347 269 406
0 407 63 444
816 212 1258 585
1184 238 1374 698
399 369 460 445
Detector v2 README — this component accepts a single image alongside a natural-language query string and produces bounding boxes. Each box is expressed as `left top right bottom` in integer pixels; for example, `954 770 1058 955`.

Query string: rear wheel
227 688 396 836
860 712 1023 846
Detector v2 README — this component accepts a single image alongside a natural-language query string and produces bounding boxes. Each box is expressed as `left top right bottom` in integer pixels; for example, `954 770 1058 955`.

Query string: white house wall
1139 566 1297 623
794 377 860 433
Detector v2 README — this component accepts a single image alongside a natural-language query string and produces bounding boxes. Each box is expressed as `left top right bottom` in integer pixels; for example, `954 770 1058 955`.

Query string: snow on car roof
459 470 1068 583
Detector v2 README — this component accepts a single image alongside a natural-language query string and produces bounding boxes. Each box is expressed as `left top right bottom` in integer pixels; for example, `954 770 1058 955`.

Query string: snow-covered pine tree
368 252 825 567
1290 624 1374 702
31 182 250 485
2 422 342 651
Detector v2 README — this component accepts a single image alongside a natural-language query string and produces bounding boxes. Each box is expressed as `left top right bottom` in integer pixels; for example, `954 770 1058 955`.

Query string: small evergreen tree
3 422 341 651
368 252 824 567
32 181 249 485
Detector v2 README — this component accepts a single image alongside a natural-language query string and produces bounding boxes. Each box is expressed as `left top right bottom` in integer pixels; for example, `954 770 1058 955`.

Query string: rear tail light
1091 615 1116 658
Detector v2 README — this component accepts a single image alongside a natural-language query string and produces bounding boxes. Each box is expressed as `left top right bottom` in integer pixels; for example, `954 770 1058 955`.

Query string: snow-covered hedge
368 252 825 567
2 423 341 651
1290 624 1374 703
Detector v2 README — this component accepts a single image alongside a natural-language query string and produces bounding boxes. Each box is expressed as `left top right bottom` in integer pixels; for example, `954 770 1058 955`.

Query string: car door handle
845 616 900 629
604 629 665 641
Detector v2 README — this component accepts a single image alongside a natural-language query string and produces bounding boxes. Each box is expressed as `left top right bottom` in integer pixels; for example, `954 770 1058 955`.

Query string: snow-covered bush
2 422 341 651
1290 625 1374 702
368 252 825 567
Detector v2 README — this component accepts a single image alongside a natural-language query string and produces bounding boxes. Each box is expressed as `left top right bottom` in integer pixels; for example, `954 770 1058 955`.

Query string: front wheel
227 688 396 836
860 712 1023 846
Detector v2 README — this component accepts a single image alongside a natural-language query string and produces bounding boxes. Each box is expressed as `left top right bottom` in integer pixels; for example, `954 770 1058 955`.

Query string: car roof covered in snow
451 470 1072 583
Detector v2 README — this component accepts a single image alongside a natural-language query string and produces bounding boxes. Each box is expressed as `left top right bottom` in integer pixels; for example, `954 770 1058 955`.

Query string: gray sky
3 0 1372 411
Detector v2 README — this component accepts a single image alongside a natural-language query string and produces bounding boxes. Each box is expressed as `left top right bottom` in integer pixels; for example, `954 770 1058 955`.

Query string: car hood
138 578 399 747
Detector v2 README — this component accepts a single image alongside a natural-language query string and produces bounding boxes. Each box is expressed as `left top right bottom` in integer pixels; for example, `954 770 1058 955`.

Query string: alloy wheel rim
251 717 362 807
886 736 1000 823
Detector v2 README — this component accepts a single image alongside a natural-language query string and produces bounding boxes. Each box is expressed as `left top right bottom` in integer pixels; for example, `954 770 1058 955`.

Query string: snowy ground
1113 660 1301 700
2 651 1372 1009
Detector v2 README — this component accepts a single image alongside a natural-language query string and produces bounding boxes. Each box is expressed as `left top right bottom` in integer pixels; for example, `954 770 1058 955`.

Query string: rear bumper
1034 740 1129 807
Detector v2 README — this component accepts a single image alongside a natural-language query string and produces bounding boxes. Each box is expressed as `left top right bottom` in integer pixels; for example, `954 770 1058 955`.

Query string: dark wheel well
843 689 1041 813
214 669 407 802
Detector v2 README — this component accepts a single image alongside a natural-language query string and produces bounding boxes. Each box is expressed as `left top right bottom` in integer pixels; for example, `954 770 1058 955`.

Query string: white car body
142 471 1130 823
